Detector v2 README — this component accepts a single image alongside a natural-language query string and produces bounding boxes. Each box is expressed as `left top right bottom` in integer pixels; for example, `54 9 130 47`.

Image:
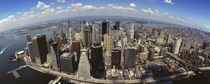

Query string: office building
69 27 72 46
50 42 61 70
102 21 109 35
130 23 135 41
26 35 32 42
124 47 137 68
91 41 105 78
32 35 48 65
173 37 182 54
27 41 35 63
78 49 91 78
115 22 120 30
71 41 81 62
83 26 91 48
60 53 77 74
111 48 121 69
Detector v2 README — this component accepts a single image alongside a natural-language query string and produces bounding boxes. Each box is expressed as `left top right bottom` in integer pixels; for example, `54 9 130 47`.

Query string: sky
0 0 210 31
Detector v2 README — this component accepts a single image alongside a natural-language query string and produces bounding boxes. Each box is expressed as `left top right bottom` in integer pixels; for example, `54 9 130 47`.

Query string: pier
7 65 28 78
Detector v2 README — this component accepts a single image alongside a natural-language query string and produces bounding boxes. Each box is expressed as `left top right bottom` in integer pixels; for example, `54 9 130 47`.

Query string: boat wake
0 42 16 55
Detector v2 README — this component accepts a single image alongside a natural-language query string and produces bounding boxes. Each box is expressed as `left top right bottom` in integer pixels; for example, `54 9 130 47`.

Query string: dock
7 65 28 78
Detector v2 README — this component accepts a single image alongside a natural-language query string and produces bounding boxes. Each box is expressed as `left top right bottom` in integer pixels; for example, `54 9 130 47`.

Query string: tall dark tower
102 21 109 35
83 26 91 48
32 35 48 64
111 48 121 69
91 41 105 78
115 21 120 30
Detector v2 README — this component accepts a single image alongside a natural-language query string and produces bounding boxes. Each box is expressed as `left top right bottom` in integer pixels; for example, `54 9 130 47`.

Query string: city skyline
0 0 210 31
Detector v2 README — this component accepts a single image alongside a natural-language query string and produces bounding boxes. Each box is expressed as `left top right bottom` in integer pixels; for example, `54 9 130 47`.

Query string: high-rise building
83 26 91 48
173 37 182 54
124 47 137 68
78 49 91 78
56 36 62 48
167 34 172 44
50 42 60 70
91 25 97 41
130 23 135 41
60 53 77 74
32 35 48 65
102 21 109 35
91 41 105 78
111 48 121 69
69 27 72 46
46 39 53 53
26 35 32 42
104 33 112 56
115 22 120 30
71 41 81 62
27 41 35 63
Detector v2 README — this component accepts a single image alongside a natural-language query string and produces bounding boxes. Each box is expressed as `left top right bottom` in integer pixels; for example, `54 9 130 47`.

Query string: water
0 28 69 84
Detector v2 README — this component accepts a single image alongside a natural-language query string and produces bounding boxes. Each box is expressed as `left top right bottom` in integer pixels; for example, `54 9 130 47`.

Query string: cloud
164 0 174 5
129 3 136 7
36 1 50 9
0 15 16 24
71 3 82 7
56 6 63 10
57 0 66 3
141 8 155 14
0 1 209 32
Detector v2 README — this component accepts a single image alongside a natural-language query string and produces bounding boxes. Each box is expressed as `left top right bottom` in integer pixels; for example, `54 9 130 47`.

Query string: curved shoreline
23 56 195 83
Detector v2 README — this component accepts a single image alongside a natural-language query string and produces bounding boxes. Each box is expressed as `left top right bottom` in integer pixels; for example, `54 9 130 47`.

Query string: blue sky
0 0 209 31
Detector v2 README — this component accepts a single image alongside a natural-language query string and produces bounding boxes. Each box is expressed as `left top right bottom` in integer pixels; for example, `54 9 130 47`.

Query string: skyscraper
78 49 91 78
27 41 35 63
173 37 182 54
115 21 120 30
60 53 77 74
71 41 81 63
130 23 135 41
124 47 137 68
91 41 105 78
26 35 32 42
83 26 91 48
50 42 60 70
102 21 109 35
32 35 48 65
69 27 72 47
111 48 121 69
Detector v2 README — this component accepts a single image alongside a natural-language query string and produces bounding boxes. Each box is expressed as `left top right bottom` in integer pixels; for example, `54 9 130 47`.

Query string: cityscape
0 0 210 84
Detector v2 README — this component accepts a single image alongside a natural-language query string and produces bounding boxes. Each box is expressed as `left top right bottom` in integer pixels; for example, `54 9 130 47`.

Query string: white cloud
36 1 50 9
41 8 55 15
57 0 66 3
129 3 136 7
1 1 209 32
164 0 174 5
71 3 82 7
0 15 16 24
82 5 97 10
141 8 155 14
56 7 63 10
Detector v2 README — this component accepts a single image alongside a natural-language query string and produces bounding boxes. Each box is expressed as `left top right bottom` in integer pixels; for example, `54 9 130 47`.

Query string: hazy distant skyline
0 0 209 31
